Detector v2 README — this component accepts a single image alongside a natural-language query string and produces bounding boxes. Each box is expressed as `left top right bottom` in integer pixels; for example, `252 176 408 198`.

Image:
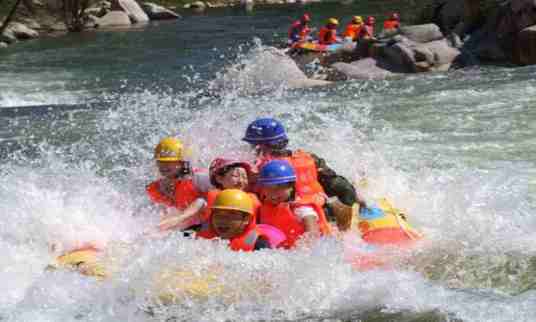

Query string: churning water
0 2 535 321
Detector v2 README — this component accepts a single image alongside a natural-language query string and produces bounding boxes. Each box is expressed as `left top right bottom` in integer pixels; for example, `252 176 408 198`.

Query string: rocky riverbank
0 0 313 49
285 0 536 82
417 0 536 65
0 0 183 49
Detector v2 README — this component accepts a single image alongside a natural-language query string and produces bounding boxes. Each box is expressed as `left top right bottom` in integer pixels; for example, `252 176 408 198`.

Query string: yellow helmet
211 189 254 215
352 16 363 24
154 137 184 162
328 18 339 26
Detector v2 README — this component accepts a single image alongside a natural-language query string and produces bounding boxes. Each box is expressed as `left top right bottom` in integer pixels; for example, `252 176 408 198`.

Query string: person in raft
383 12 401 32
317 18 340 45
359 16 376 40
256 160 331 249
146 137 212 232
196 189 285 251
343 16 364 42
288 13 312 46
242 117 364 231
199 158 261 224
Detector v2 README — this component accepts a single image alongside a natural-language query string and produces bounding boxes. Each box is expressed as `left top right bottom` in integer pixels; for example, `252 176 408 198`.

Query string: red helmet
301 13 311 23
366 16 376 24
209 158 252 187
390 12 400 20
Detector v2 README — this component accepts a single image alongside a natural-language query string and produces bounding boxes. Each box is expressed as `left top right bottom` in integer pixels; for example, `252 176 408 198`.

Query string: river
1 2 535 321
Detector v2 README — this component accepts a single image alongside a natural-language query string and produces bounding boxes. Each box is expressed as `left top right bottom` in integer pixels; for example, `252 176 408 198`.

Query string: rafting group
52 118 423 279
287 12 401 52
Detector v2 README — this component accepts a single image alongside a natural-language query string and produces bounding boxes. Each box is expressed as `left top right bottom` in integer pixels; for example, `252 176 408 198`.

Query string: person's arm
310 153 360 206
294 206 319 234
158 198 206 231
302 216 319 233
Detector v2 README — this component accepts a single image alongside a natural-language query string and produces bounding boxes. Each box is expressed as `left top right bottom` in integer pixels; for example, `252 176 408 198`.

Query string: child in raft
256 159 331 249
147 137 212 232
161 157 261 230
202 158 261 222
196 189 285 251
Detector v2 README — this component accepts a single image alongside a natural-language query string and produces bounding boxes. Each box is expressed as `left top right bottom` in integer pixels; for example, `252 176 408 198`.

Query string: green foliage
0 0 18 16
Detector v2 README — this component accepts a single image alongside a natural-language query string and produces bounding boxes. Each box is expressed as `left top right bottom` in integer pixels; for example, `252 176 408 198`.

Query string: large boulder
111 0 149 23
188 1 206 13
372 33 460 73
516 25 536 65
436 0 465 32
329 58 397 80
400 24 444 43
18 18 41 30
417 38 461 65
7 22 39 39
85 2 112 18
0 29 17 44
96 11 132 27
381 42 417 72
141 2 180 20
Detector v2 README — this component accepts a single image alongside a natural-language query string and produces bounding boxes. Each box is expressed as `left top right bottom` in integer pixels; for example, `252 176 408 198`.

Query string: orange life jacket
383 19 399 30
344 23 362 41
288 21 311 43
258 200 330 249
200 189 260 223
146 179 201 210
256 150 326 206
197 219 264 252
283 150 326 206
318 26 337 45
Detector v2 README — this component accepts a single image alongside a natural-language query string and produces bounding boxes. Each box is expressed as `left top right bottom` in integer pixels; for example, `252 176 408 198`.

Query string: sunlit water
0 2 535 321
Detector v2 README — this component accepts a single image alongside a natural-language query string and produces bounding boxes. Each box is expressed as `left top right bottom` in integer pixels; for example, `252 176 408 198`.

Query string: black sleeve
253 236 272 251
310 153 357 206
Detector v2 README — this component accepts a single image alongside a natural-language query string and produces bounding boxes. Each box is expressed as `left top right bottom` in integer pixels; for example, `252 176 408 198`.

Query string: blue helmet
242 118 288 145
258 160 296 186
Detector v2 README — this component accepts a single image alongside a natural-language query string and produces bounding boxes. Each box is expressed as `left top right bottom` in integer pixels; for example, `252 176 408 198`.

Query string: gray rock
0 29 17 44
437 0 464 32
0 42 8 48
85 7 108 17
419 39 461 65
382 42 416 72
475 36 507 61
511 0 536 14
190 1 206 12
413 46 435 64
18 18 41 30
400 24 444 43
7 22 39 39
141 2 180 20
517 24 536 65
98 0 112 9
96 11 132 27
84 14 100 28
330 58 396 80
112 0 149 23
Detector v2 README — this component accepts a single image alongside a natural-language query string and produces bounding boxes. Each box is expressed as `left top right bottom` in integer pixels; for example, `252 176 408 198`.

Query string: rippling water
0 2 535 321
